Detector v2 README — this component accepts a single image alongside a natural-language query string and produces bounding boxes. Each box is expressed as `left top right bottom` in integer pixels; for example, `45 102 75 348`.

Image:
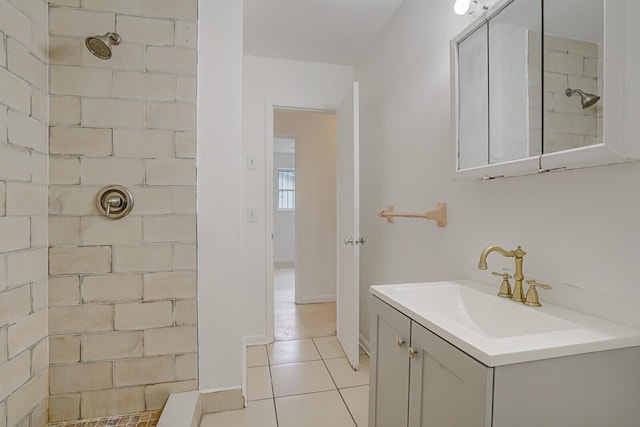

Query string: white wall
242 56 353 343
197 0 245 391
274 152 295 264
356 0 640 347
275 110 337 303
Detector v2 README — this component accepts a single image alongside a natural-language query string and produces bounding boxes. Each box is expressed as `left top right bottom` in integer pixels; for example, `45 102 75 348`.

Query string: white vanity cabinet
408 316 493 427
369 295 640 427
369 296 492 427
369 296 411 427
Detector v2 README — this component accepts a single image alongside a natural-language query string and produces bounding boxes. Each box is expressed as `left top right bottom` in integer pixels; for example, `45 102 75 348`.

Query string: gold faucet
478 245 527 302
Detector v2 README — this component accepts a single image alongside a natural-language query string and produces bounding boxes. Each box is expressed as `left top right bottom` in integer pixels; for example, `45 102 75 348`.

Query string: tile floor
201 268 369 427
274 268 337 340
201 338 369 427
47 410 161 427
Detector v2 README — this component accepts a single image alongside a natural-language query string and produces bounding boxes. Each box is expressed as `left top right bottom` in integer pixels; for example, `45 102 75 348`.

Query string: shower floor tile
47 410 161 427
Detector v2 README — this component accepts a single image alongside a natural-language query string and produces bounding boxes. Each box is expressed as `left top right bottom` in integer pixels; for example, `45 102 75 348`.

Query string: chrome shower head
85 32 121 60
565 88 600 109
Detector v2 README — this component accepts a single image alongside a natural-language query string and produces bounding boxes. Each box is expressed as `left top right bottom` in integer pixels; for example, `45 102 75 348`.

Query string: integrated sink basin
371 280 640 366
391 282 576 338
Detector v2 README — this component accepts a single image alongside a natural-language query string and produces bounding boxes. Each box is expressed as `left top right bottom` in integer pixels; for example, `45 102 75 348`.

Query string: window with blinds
277 169 295 210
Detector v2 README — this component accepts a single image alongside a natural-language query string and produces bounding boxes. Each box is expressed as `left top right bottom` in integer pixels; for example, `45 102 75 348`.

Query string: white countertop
370 280 640 366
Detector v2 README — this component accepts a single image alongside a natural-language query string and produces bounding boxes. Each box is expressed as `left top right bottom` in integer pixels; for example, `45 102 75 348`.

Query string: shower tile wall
543 35 603 152
47 0 198 422
0 0 50 426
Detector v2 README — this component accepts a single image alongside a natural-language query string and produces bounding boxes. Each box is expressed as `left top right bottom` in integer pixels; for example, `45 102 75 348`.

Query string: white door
336 82 361 370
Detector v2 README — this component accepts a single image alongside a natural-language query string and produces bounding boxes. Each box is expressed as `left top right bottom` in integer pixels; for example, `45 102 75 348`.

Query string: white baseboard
298 294 336 304
359 334 371 356
243 335 271 347
274 261 295 268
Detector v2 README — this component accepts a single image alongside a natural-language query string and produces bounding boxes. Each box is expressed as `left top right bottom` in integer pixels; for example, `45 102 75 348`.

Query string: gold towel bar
378 203 447 227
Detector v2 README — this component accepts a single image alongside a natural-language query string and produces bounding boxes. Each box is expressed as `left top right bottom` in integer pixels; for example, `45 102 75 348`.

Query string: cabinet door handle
408 347 417 359
396 338 405 348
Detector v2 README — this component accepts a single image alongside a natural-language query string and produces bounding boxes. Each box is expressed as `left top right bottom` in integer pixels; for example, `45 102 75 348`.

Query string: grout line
314 338 358 427
265 345 280 427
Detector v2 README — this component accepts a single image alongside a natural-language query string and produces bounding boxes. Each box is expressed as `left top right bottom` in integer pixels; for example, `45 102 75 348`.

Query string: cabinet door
409 322 493 427
370 296 412 427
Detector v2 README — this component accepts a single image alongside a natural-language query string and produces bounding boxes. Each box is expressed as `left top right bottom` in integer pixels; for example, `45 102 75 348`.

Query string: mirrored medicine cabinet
451 0 640 179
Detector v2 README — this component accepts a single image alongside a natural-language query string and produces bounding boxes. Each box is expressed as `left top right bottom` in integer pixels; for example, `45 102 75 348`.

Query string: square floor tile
247 345 269 367
247 366 273 401
271 360 335 397
276 390 356 427
340 385 369 427
268 339 321 365
313 336 346 359
200 399 277 427
325 355 370 389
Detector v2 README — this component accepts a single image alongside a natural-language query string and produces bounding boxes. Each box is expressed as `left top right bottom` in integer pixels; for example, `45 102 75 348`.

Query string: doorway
272 109 338 341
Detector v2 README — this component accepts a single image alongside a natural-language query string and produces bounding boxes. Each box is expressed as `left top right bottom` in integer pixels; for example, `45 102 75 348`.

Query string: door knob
344 237 354 245
355 237 366 245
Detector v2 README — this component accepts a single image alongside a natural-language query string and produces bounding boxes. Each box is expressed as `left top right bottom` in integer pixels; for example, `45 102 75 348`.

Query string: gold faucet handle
524 280 552 307
525 280 552 290
492 272 513 298
492 272 512 279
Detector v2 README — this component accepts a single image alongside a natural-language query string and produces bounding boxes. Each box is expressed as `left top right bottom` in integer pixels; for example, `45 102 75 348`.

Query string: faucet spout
478 245 527 302
478 245 515 270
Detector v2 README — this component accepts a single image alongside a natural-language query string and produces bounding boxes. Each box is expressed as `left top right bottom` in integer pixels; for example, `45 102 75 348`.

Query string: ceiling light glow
454 0 477 15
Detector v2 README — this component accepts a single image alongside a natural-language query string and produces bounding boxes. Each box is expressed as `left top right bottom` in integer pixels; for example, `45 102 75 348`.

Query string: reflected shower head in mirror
565 88 601 109
85 32 121 60
453 0 477 15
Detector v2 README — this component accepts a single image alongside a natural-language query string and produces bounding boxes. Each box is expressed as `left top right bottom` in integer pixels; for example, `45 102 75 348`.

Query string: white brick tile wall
543 35 602 153
50 96 81 126
80 157 145 185
82 0 145 15
7 110 48 153
49 8 114 37
81 274 143 303
146 101 196 130
175 21 197 48
50 65 113 98
50 156 81 185
114 70 175 101
0 67 32 113
82 98 145 128
146 0 197 21
49 36 82 66
0 144 32 182
47 0 199 420
81 215 143 245
0 1 32 48
51 219 82 252
146 47 197 75
116 15 175 46
113 129 174 158
80 43 146 71
7 38 47 90
50 127 113 156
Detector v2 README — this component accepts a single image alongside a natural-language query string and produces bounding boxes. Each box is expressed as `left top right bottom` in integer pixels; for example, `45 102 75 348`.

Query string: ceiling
243 0 405 66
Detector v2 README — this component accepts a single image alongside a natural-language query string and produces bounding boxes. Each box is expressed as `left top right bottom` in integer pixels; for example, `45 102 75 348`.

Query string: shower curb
158 389 244 427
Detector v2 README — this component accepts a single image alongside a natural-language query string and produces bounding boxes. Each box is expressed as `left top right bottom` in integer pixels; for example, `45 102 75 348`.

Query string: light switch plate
247 155 257 170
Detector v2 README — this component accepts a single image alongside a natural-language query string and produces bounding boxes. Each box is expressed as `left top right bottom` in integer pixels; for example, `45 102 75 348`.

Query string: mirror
489 0 541 163
453 0 620 178
458 23 488 169
543 0 603 154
